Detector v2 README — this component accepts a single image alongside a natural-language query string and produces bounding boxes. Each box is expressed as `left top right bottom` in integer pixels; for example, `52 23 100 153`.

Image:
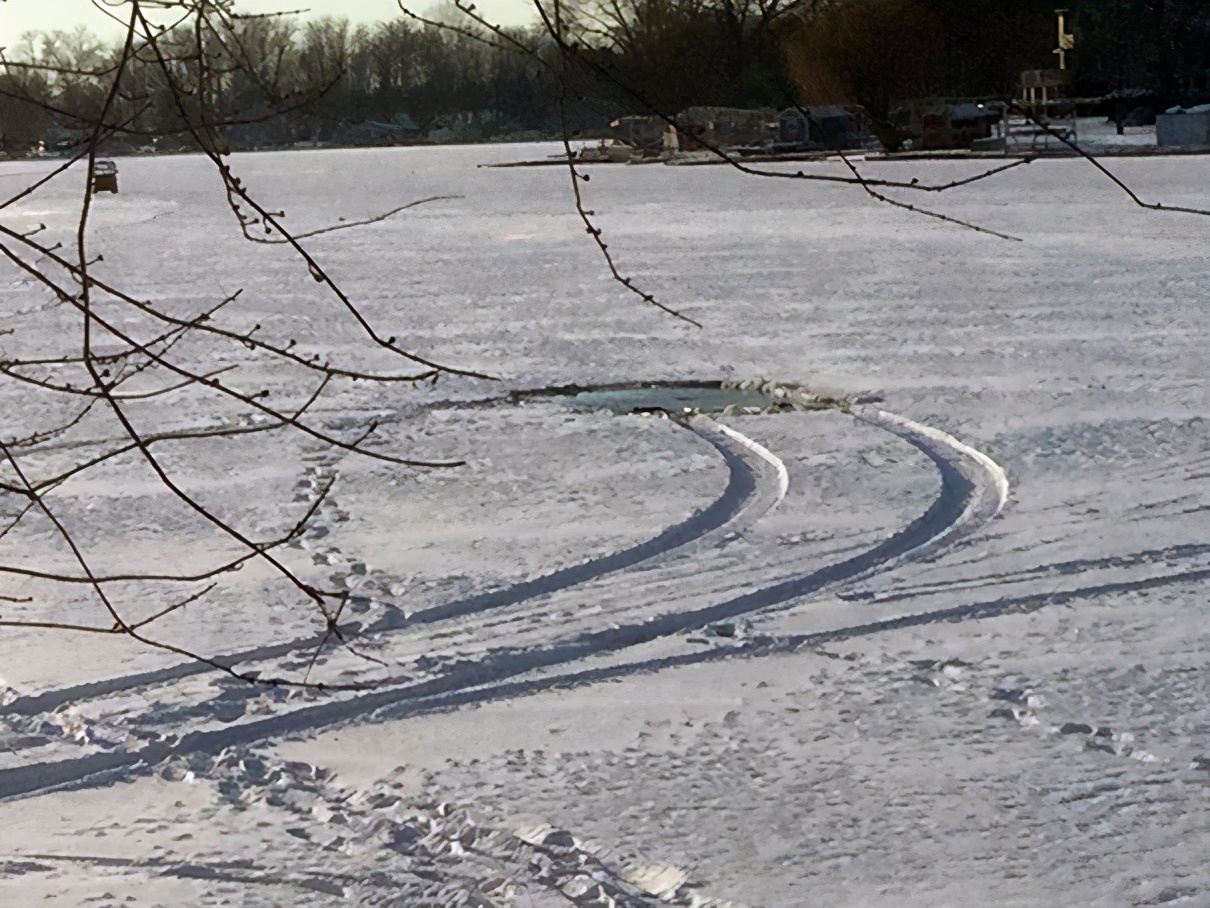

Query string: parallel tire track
0 403 1007 801
0 419 775 720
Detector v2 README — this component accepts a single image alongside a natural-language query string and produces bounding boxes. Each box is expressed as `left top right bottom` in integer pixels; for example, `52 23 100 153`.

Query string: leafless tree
0 0 492 691
3 0 1208 702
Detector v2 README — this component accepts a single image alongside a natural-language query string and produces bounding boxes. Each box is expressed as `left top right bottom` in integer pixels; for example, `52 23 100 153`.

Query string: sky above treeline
0 0 538 47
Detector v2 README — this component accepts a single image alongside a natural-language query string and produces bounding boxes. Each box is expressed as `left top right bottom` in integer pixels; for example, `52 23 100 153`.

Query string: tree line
0 15 583 154
787 0 1210 111
1 0 1208 155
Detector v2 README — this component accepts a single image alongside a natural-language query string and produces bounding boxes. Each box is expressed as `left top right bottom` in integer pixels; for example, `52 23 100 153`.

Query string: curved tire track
0 405 1007 801
0 419 776 720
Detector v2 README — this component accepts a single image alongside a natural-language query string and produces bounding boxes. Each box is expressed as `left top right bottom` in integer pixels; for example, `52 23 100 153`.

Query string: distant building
674 107 775 150
1157 104 1210 147
331 115 422 146
612 108 775 154
890 100 1001 151
611 115 668 152
776 106 868 150
42 126 92 156
426 110 512 143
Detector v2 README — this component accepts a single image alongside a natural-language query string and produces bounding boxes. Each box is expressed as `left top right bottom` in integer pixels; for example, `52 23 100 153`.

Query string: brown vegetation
777 0 1063 150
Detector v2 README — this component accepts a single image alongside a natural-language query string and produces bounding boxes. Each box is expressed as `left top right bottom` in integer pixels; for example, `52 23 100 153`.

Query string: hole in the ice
509 381 835 416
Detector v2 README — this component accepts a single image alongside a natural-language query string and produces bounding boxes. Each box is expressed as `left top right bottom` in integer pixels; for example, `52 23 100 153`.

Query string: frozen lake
0 144 1207 906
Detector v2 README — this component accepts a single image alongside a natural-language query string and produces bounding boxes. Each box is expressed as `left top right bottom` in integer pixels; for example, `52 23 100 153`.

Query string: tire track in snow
0 419 775 720
707 419 789 511
839 541 1210 606
0 404 1007 801
334 567 1210 730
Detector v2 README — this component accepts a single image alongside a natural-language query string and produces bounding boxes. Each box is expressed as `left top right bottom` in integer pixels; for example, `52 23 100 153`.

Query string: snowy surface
0 142 1207 906
1076 117 1160 151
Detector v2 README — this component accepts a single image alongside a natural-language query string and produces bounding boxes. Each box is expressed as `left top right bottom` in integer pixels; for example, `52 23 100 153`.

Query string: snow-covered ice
0 142 1207 906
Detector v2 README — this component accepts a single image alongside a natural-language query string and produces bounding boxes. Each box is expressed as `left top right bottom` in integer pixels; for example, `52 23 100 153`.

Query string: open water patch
509 380 838 417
